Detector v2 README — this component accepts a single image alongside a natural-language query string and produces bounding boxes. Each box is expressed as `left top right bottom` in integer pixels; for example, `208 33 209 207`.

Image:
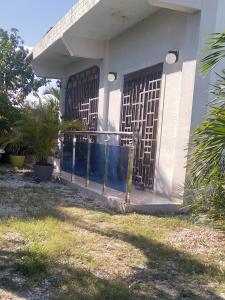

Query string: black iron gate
65 66 100 131
120 63 163 190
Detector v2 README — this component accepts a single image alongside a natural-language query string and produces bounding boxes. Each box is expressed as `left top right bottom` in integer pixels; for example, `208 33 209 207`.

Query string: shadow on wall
155 165 185 202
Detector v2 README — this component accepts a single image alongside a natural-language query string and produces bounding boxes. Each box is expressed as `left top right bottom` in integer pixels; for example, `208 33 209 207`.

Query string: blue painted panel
61 140 73 172
62 141 130 193
107 145 129 192
90 143 105 185
74 142 88 178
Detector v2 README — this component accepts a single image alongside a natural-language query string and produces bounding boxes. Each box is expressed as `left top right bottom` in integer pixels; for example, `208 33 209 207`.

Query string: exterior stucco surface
31 0 225 203
106 9 191 197
61 9 199 198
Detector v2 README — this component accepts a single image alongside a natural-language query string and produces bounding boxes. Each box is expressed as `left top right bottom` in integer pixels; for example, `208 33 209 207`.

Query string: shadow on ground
0 248 131 300
0 173 224 299
54 208 225 300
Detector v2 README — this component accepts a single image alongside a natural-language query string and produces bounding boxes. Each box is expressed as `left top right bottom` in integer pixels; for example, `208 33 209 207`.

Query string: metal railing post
86 135 91 187
102 135 110 195
125 134 137 204
71 135 76 183
59 133 64 178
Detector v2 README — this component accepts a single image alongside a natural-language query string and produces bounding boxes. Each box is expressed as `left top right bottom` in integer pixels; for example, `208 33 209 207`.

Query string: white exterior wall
59 2 225 201
107 4 225 199
61 9 199 199
106 9 198 198
174 0 225 198
207 0 225 107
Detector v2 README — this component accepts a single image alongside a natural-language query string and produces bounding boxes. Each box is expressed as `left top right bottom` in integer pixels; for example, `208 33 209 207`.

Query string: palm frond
200 31 225 73
43 87 60 100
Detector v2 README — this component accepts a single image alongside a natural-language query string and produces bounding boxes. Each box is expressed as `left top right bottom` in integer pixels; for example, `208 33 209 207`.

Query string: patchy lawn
0 167 224 300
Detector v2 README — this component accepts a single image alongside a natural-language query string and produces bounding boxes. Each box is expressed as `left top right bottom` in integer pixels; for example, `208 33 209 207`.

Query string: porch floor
60 171 182 214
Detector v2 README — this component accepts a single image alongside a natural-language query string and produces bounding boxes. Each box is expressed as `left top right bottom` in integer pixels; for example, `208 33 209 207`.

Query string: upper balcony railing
60 131 136 203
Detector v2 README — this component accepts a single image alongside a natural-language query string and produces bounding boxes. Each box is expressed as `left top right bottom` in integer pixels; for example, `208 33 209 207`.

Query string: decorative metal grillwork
65 66 100 131
120 63 163 190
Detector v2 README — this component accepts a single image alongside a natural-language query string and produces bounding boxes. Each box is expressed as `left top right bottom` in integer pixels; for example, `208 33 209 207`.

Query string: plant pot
0 149 5 158
33 164 54 182
9 155 25 168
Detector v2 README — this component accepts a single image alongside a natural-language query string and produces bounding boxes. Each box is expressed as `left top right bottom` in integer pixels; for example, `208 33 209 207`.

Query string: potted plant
0 127 26 168
21 103 60 181
9 147 26 169
0 148 5 158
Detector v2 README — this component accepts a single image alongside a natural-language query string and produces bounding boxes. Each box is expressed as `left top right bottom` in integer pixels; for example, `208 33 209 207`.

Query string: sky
0 0 77 47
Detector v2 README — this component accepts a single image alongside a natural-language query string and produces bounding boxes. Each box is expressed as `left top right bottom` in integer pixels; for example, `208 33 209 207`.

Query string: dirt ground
0 166 224 300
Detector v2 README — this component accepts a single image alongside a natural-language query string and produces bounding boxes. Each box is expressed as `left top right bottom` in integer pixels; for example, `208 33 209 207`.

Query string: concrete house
29 0 225 212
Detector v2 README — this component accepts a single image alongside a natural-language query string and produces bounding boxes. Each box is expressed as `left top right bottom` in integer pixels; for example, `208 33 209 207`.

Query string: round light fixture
108 72 117 82
165 51 179 65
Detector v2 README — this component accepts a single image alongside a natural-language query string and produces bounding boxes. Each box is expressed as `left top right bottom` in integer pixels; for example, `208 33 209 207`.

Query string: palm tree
189 31 225 183
42 86 87 131
200 32 225 73
189 104 225 181
30 86 60 123
43 86 60 100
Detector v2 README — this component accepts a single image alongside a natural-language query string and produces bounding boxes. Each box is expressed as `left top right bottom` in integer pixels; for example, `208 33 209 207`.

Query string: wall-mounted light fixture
107 72 117 82
165 51 179 65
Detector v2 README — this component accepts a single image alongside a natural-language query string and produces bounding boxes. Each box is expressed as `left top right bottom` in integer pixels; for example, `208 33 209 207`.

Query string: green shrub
0 92 22 136
14 251 49 276
187 31 225 220
16 101 60 164
185 173 225 220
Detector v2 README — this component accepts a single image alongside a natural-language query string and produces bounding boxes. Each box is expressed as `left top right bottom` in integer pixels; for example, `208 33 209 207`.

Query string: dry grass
0 167 224 299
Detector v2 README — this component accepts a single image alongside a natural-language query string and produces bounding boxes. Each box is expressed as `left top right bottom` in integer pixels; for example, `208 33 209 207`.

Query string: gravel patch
168 227 225 269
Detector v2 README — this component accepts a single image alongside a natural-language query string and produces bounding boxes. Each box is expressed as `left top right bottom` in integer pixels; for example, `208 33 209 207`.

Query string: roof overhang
31 0 202 78
148 0 201 13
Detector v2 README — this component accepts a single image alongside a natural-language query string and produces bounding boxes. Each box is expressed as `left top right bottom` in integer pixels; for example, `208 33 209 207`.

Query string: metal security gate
120 63 163 190
65 66 100 130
